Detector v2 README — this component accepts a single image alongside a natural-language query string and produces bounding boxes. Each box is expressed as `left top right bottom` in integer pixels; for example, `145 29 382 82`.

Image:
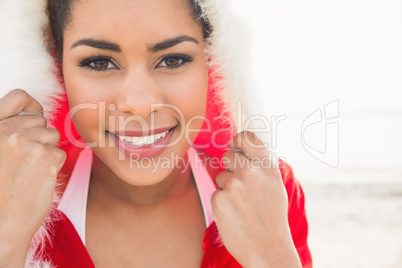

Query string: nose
114 67 164 119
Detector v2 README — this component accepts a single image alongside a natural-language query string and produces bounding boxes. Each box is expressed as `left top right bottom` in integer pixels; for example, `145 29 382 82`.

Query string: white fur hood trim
0 1 63 122
0 0 266 267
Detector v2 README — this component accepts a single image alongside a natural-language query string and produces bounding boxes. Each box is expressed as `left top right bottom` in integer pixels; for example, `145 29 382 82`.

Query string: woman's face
62 0 208 186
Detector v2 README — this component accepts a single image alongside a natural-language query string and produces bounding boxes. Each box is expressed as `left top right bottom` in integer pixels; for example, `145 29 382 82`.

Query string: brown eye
157 54 193 69
80 56 117 71
92 59 109 69
165 57 181 67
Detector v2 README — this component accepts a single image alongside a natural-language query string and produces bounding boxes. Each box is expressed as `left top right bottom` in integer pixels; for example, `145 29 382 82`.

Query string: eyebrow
70 35 199 53
71 39 121 52
148 35 199 52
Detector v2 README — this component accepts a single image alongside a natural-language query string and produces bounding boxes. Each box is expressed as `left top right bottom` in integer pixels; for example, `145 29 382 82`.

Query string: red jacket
40 73 313 267
42 146 312 267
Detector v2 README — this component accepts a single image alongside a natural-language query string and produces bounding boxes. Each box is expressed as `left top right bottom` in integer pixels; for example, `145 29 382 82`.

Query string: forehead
66 0 201 46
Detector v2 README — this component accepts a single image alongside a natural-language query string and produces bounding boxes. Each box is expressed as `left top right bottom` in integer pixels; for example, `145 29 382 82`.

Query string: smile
109 126 177 159
116 130 170 147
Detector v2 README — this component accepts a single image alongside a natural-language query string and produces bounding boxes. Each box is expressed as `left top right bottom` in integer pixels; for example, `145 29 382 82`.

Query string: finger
0 89 43 120
46 145 67 173
221 149 247 172
25 127 61 146
215 171 232 190
1 115 47 130
230 131 269 161
210 190 223 223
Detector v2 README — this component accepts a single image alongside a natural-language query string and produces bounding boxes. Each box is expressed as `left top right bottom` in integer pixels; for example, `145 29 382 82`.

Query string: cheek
167 75 208 133
165 69 208 143
62 56 119 106
62 65 111 140
162 67 208 121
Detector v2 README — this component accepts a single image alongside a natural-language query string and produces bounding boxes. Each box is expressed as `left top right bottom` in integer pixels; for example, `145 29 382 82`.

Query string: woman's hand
211 131 301 268
0 89 66 267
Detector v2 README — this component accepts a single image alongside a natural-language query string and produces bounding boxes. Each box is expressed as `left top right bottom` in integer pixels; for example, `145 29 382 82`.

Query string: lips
108 126 177 159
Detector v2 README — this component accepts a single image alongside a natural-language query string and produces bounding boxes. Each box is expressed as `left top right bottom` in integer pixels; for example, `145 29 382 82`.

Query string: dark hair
47 0 211 59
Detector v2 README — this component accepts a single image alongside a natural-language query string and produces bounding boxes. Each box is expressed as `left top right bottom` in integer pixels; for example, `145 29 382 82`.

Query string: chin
116 161 176 187
91 139 190 187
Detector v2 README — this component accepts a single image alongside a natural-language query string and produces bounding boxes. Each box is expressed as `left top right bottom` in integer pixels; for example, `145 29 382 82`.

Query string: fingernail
230 146 241 152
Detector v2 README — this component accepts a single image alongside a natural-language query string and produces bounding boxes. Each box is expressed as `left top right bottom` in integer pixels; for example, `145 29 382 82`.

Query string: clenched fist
0 89 66 266
211 131 301 268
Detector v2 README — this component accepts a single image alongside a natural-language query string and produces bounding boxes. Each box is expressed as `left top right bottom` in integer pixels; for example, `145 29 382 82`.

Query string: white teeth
116 129 170 147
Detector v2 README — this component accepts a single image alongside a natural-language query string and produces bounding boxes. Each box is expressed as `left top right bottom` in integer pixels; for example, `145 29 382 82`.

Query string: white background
232 1 402 267
231 0 402 179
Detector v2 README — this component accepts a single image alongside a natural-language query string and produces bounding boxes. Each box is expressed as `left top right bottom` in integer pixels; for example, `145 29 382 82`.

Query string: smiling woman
0 0 312 267
61 0 209 192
